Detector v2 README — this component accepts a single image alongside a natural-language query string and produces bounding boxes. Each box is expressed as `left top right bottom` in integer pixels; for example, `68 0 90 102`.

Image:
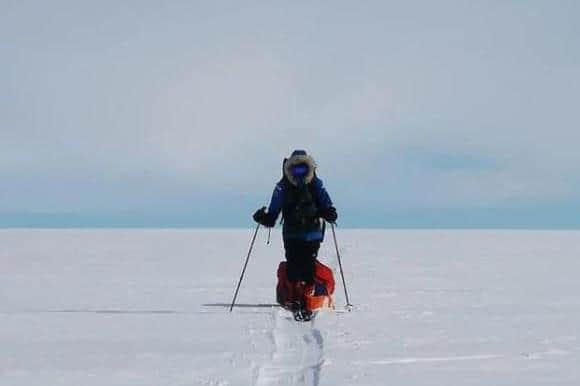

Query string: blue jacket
267 176 333 242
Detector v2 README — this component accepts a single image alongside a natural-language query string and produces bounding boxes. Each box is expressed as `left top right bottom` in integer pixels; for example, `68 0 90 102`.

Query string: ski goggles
290 163 310 178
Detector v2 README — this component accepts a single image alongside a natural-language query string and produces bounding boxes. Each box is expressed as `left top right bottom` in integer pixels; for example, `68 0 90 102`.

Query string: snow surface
1 229 580 385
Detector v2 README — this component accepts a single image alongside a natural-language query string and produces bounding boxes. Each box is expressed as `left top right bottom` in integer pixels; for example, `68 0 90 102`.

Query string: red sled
276 260 335 312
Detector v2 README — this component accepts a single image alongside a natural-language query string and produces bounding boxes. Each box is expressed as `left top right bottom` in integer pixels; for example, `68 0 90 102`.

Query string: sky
1 1 580 228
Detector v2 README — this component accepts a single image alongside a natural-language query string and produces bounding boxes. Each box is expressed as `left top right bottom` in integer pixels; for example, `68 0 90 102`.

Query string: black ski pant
283 239 320 283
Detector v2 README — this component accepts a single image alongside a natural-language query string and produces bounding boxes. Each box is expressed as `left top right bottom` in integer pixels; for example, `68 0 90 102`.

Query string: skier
252 150 337 319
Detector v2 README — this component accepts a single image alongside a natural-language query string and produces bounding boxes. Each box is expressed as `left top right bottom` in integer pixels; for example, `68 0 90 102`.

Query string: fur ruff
284 153 317 186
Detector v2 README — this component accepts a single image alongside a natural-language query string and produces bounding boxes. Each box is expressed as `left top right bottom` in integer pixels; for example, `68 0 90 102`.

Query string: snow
1 229 580 385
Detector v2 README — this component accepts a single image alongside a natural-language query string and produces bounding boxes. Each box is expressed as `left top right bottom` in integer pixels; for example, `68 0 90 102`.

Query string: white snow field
1 229 580 386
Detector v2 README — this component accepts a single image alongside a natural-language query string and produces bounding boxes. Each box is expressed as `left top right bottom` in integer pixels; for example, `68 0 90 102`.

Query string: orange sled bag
276 260 335 312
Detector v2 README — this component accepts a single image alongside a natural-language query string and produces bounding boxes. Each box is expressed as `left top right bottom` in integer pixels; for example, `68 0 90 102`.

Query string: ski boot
291 301 313 321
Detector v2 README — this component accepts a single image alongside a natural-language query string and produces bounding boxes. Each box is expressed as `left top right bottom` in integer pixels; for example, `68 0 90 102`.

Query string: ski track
355 354 502 366
354 349 574 367
255 309 325 386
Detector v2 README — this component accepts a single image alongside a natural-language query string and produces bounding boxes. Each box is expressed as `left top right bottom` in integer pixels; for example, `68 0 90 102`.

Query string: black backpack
279 158 322 234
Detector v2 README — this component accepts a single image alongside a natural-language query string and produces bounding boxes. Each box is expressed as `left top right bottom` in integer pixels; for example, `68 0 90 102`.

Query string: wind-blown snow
1 229 580 385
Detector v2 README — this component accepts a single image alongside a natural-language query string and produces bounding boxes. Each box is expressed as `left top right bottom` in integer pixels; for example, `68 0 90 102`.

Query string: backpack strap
279 158 288 225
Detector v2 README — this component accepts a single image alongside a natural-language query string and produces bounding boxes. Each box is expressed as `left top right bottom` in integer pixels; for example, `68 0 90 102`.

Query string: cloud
2 1 580 226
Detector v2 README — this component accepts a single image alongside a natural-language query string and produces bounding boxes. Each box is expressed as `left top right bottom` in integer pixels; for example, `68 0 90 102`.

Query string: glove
253 207 276 227
319 206 337 223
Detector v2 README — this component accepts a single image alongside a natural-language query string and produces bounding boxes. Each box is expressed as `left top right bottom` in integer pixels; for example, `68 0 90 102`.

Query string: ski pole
229 224 260 312
330 222 353 310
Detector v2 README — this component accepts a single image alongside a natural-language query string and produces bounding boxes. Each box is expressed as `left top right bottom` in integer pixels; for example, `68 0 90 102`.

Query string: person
252 150 338 286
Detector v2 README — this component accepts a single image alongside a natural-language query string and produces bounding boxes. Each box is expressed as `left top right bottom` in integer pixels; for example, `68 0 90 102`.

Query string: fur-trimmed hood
284 150 317 186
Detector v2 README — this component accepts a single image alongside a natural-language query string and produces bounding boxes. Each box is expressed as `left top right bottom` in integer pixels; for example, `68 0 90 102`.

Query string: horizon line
1 226 579 231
